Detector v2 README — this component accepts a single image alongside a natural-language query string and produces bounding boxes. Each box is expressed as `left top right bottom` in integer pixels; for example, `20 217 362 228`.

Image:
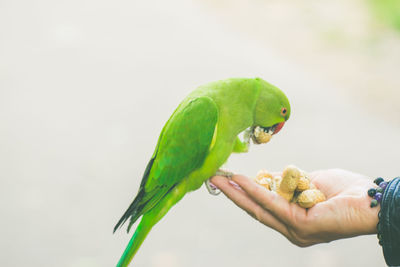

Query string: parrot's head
251 78 291 144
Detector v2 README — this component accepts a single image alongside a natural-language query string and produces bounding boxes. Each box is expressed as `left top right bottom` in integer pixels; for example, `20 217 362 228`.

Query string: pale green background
1 0 399 266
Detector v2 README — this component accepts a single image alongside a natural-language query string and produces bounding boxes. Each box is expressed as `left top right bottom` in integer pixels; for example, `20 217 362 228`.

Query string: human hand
211 169 379 247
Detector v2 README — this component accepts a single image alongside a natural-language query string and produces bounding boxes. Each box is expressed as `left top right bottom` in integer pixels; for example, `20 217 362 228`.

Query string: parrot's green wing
114 96 218 232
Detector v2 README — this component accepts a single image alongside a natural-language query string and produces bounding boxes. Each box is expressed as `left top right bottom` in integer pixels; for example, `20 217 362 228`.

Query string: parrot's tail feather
114 185 172 233
117 219 152 267
117 181 186 265
113 190 144 233
114 157 156 233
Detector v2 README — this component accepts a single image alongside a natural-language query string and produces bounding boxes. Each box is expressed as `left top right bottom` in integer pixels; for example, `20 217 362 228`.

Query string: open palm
211 169 379 246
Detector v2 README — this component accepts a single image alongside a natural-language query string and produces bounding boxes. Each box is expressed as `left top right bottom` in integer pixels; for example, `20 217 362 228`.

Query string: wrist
363 196 380 234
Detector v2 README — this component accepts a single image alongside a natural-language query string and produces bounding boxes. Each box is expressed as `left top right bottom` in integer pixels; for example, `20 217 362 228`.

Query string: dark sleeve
379 177 400 266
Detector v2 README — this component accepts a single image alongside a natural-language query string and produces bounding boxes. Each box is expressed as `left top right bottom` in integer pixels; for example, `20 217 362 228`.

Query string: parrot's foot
215 169 234 178
205 179 221 195
205 170 234 196
243 128 252 145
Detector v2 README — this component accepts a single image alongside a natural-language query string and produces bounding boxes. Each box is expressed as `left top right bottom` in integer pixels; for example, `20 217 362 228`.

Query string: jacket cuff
379 177 400 266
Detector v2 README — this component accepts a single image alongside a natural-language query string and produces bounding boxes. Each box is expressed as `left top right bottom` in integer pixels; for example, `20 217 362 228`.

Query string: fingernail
209 182 218 190
228 180 242 190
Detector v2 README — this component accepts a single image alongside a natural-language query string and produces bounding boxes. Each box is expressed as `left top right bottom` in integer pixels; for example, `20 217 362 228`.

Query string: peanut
254 165 326 209
252 126 272 144
297 189 326 208
276 165 301 201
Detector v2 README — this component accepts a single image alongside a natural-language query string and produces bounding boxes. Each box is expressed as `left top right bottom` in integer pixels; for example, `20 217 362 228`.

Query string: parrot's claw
214 170 234 178
243 128 252 145
205 179 221 195
205 170 234 195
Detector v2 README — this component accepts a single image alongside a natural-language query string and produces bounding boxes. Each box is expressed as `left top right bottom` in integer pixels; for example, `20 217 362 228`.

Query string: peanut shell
297 189 326 208
252 127 272 144
296 175 310 191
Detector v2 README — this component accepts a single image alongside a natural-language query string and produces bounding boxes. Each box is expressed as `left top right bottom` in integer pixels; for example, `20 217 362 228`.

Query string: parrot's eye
280 107 287 116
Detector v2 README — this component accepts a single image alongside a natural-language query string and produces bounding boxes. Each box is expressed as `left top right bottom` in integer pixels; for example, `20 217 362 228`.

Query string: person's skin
211 169 380 247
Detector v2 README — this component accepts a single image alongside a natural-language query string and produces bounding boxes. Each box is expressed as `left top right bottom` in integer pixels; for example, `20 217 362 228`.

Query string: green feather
116 220 150 267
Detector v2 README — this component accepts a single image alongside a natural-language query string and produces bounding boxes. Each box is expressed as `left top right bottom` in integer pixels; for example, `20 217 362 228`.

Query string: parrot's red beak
273 121 285 135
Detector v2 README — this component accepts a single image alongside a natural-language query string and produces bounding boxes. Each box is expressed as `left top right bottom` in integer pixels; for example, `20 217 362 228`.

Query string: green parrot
114 77 291 266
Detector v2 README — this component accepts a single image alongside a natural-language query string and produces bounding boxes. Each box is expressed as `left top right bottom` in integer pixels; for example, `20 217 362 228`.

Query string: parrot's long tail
116 181 187 266
117 219 152 267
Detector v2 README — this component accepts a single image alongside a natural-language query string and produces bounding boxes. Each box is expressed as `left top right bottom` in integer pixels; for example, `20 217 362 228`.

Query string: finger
210 176 291 237
232 175 307 226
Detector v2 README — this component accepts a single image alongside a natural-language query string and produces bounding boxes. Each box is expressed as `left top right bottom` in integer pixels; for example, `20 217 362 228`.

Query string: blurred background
1 0 400 266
